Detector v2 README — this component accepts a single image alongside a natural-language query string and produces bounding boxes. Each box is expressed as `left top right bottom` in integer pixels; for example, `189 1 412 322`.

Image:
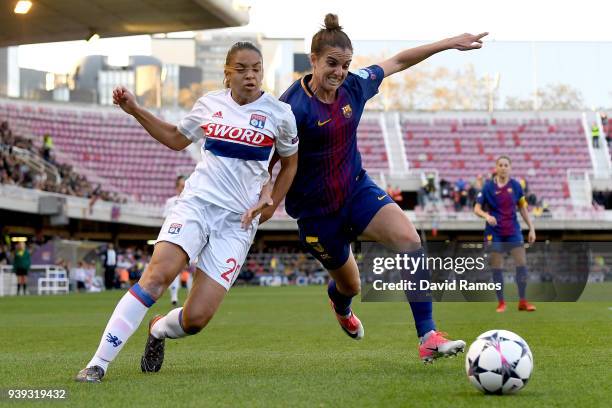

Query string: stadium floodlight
14 0 32 14
10 237 27 242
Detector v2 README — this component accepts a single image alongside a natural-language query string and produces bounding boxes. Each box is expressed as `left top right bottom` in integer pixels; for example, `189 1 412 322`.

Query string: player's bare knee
339 281 360 297
139 265 173 299
138 278 165 300
387 229 421 251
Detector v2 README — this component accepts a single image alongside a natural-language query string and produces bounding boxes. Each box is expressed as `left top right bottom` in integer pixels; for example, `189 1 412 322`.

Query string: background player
268 14 486 363
163 175 191 305
75 42 298 382
474 155 536 312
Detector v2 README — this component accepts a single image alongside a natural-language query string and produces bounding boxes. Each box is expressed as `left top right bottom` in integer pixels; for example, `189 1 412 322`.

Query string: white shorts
156 196 257 290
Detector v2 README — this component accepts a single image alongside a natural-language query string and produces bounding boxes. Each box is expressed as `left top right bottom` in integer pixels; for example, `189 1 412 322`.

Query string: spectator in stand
423 173 437 206
12 241 31 295
0 121 10 138
519 177 528 193
1 168 14 185
102 243 117 290
455 177 466 192
417 180 427 208
270 255 278 274
591 123 600 148
42 134 54 162
467 182 478 208
73 261 87 293
439 178 451 200
88 184 102 214
453 180 467 211
0 244 9 265
527 191 538 206
593 189 612 209
128 252 145 287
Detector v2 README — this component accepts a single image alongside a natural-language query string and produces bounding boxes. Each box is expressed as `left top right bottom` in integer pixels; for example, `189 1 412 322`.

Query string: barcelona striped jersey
280 65 384 219
476 177 527 237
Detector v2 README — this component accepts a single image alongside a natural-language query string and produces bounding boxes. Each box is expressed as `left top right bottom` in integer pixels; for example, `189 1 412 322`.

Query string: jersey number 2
221 258 240 283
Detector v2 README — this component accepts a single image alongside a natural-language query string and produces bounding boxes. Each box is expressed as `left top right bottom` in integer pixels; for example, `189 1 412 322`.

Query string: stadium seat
401 116 591 206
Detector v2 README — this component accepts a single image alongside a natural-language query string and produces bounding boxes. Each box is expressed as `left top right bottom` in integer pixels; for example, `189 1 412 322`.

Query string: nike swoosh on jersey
317 118 332 126
377 195 387 200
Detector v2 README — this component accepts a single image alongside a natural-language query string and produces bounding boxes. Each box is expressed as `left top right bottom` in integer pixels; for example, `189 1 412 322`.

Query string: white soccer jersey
177 89 298 213
163 195 180 218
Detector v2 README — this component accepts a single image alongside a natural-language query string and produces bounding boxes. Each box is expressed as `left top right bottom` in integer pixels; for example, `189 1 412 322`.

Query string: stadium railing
35 265 69 295
0 264 69 296
0 184 163 227
0 265 17 296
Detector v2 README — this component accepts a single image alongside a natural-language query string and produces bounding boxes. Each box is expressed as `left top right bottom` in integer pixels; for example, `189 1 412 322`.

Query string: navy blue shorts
485 231 524 253
297 172 395 270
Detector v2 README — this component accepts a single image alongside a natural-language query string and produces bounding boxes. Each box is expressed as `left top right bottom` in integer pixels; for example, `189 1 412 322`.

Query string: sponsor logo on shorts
377 194 387 201
250 113 267 129
305 236 326 254
291 136 299 144
168 223 182 234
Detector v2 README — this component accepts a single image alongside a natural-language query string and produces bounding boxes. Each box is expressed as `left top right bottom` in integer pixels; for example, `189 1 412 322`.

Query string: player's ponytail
311 13 353 56
223 41 263 88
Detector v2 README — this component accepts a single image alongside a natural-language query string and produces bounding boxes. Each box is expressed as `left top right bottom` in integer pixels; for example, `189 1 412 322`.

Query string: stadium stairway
381 112 408 174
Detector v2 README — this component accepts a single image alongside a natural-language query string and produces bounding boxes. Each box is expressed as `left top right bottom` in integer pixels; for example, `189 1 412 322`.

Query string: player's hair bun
311 13 352 55
323 13 342 31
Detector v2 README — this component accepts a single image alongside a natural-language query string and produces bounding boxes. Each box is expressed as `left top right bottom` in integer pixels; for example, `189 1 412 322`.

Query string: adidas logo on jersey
202 123 274 147
213 111 223 119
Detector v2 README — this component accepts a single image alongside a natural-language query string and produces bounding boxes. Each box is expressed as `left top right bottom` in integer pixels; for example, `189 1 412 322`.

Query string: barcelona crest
342 104 353 118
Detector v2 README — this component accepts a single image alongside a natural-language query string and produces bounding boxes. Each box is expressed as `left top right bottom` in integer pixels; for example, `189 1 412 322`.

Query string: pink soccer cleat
330 301 364 340
419 331 466 364
518 299 536 312
496 300 507 313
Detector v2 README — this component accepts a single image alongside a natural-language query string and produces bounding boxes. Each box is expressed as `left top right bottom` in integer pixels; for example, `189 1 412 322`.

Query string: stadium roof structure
0 0 249 47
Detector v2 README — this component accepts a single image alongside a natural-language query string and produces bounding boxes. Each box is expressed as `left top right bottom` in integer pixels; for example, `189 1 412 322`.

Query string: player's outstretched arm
378 32 488 78
112 86 191 151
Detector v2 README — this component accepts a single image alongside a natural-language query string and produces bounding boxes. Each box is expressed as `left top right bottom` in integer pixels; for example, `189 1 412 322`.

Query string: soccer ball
465 330 533 394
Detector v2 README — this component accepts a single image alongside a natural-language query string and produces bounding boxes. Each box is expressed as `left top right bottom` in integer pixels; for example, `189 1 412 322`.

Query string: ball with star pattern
465 330 533 394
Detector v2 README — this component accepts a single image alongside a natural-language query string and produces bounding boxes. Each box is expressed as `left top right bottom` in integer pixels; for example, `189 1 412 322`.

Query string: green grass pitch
1 286 611 407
